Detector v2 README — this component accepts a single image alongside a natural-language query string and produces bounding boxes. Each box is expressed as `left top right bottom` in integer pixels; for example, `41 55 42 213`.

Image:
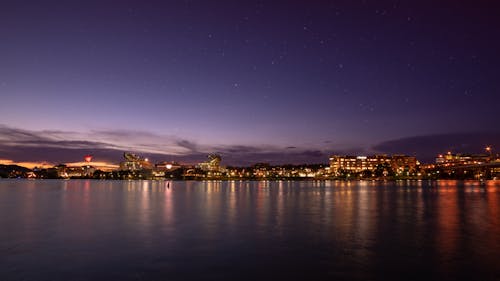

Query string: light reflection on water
0 180 499 281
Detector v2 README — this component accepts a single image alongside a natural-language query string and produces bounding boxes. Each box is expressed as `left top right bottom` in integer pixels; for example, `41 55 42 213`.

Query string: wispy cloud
4 125 497 166
0 124 354 166
0 125 198 156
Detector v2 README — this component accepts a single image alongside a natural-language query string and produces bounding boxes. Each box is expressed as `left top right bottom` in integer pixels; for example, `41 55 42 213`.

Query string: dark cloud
0 126 156 163
0 125 47 142
11 126 496 166
373 132 500 163
214 144 267 154
13 140 115 149
0 146 121 164
0 125 344 166
217 148 330 166
19 123 489 166
89 129 166 140
175 139 199 153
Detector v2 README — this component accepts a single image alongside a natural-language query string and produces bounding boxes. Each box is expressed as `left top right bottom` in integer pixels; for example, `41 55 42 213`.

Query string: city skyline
0 127 497 169
2 2 500 280
1 1 499 166
2 147 499 181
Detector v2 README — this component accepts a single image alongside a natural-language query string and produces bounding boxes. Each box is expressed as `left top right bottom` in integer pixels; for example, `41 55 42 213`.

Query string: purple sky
1 1 499 165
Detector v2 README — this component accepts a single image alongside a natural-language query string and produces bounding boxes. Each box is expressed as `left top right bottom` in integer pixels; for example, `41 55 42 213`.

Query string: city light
2 148 499 180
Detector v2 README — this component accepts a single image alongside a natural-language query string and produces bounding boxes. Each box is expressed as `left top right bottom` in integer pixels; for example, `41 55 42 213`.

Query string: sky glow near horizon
1 1 499 165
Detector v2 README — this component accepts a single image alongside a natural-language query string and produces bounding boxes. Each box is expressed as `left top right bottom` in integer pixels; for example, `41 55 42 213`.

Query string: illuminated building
55 164 95 178
391 154 418 173
152 161 182 177
119 152 152 171
435 151 493 166
329 154 417 175
154 161 181 171
197 154 222 172
329 155 390 174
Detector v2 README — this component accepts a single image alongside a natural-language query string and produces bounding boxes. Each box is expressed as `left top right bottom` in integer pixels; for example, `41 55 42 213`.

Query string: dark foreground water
1 180 499 281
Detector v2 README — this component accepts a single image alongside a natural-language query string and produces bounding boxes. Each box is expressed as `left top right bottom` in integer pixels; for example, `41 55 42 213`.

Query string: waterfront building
154 161 182 172
197 154 222 172
329 154 417 176
119 152 152 171
391 154 418 173
329 155 389 175
435 151 492 166
152 161 182 177
55 164 95 178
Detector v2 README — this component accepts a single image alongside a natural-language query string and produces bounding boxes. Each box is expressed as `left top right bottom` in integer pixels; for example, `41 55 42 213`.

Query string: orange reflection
436 183 459 274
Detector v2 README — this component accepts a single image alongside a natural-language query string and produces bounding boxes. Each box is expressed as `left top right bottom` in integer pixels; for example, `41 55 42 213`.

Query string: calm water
1 180 499 281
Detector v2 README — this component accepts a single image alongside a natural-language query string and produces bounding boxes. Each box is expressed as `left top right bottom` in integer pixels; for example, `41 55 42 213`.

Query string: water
0 180 499 281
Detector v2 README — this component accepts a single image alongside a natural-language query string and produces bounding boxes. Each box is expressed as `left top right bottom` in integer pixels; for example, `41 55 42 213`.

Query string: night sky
1 1 499 166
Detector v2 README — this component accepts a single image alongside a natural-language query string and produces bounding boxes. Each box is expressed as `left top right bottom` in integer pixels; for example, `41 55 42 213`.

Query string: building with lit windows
119 152 152 171
391 154 418 173
197 154 222 172
55 164 95 178
152 161 182 177
329 154 417 176
435 151 492 166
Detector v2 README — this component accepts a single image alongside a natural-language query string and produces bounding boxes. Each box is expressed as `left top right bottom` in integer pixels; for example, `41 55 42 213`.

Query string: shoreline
1 178 498 182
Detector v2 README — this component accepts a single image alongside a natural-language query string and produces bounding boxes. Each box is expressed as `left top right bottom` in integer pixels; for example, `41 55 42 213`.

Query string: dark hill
0 164 31 178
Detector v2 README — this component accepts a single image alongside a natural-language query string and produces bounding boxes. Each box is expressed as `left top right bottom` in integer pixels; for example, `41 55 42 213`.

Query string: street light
485 146 492 158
